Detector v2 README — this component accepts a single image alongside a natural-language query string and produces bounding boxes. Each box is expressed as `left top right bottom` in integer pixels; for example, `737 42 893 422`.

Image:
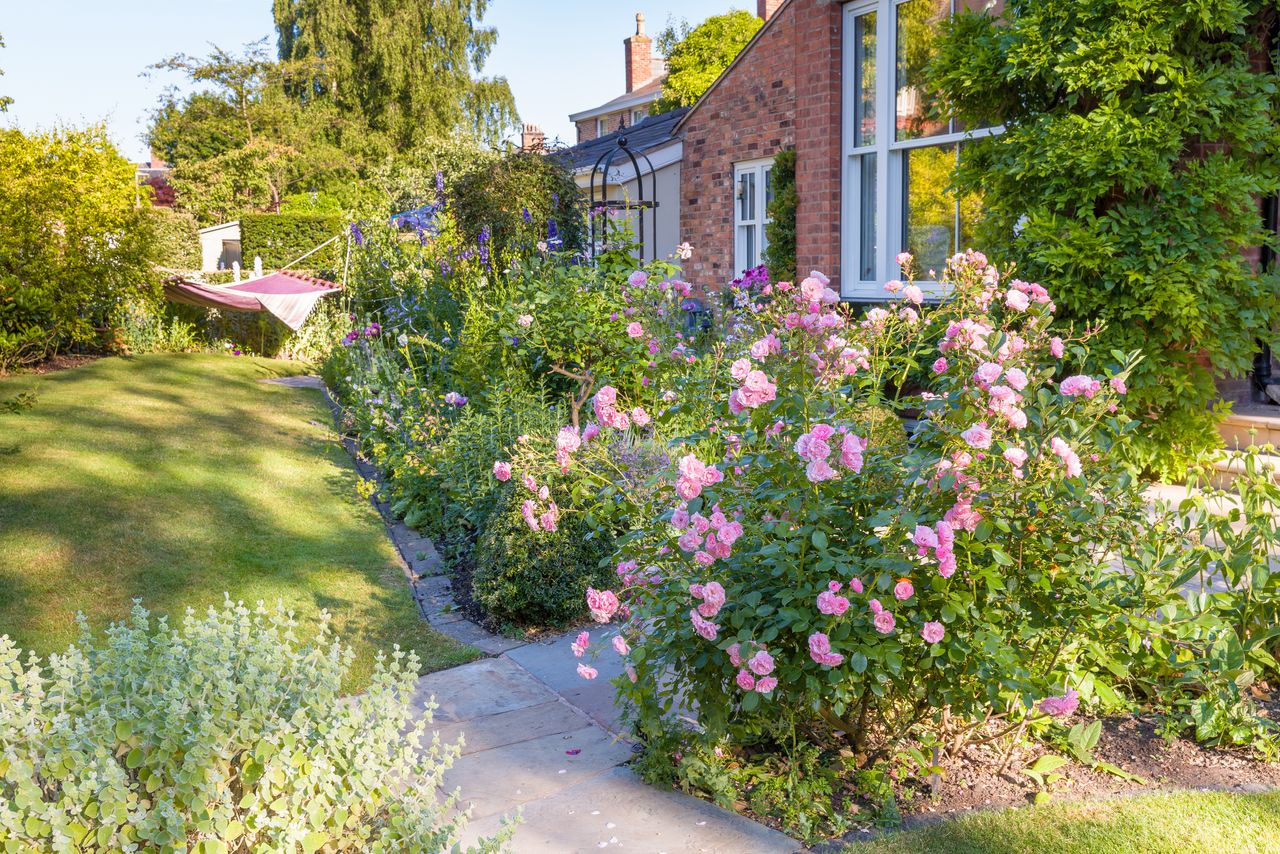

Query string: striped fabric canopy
164 271 341 330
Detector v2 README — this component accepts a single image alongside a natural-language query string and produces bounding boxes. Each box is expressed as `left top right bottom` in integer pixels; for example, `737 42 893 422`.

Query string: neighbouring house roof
559 107 689 173
569 77 667 124
198 221 241 237
674 0 798 134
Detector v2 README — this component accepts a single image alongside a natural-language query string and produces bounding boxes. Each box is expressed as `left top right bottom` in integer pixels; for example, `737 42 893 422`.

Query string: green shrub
452 151 584 265
147 207 201 272
472 485 615 629
0 599 512 852
240 212 344 272
762 149 796 283
927 1 1280 475
111 300 206 355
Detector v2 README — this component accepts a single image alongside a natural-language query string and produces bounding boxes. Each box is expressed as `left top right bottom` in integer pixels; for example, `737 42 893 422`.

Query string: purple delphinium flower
350 222 364 247
522 206 532 224
478 225 491 269
548 219 562 249
435 171 446 206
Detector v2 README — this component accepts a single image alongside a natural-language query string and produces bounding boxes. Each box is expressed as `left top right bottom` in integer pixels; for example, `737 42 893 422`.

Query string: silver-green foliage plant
0 599 512 852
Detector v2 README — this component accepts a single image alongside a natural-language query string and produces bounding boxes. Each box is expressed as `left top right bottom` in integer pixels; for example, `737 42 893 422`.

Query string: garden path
314 378 801 853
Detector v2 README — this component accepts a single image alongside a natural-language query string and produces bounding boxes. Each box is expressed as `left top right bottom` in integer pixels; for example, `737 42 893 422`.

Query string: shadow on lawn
0 355 416 663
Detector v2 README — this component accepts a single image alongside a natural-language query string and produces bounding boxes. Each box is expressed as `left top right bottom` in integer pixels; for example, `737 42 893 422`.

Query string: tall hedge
147 208 200 272
928 1 1280 475
240 213 343 272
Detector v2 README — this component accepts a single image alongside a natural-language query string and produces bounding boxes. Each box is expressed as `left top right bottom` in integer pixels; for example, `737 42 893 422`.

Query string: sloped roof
568 76 667 123
558 107 689 172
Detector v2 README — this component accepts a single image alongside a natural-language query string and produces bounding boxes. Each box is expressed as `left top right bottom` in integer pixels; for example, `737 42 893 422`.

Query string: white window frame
733 157 775 275
632 108 647 126
840 0 1002 300
596 117 607 137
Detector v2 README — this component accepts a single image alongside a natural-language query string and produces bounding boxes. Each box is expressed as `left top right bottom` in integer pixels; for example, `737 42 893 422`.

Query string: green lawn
0 353 479 687
852 789 1280 853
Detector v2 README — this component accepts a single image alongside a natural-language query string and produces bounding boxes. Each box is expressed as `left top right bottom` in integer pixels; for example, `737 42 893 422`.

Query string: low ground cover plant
0 599 511 852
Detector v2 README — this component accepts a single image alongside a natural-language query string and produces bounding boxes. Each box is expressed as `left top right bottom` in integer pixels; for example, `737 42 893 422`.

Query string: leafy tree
271 0 518 148
653 10 762 113
0 33 12 112
149 43 381 224
0 127 159 369
928 1 1280 474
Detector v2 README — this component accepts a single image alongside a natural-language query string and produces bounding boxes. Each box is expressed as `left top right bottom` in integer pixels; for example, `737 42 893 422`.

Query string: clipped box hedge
240 213 344 272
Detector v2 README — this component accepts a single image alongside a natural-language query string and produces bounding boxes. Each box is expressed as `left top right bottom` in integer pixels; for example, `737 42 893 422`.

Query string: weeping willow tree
272 0 518 148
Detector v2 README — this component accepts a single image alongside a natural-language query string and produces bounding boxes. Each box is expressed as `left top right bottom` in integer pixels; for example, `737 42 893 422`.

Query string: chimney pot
624 11 654 93
520 124 546 153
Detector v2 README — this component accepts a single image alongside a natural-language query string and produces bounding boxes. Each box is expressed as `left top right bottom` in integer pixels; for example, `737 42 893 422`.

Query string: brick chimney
758 0 784 21
149 148 167 170
520 124 545 152
624 12 653 93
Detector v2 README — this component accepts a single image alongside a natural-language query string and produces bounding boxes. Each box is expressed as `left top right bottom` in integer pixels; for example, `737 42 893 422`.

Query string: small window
734 158 775 274
632 109 647 126
596 118 607 137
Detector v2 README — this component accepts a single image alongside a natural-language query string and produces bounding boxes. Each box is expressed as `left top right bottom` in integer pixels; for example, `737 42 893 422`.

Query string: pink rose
626 322 644 338
921 621 945 644
689 609 719 641
748 649 775 676
932 357 948 374
806 459 839 482
727 642 743 666
1050 337 1065 358
902 284 924 305
755 676 777 694
730 358 752 381
849 578 864 594
671 507 690 530
736 669 757 691
520 500 539 531
586 587 620 623
492 461 512 481
577 663 598 680
1038 688 1080 718
517 314 533 327
571 631 590 657
961 422 993 450
631 407 651 427
893 580 914 601
816 590 850 616
1005 289 1030 312
884 279 903 294
1003 447 1028 467
612 635 630 656
1110 377 1127 394
1060 374 1102 398
873 610 897 634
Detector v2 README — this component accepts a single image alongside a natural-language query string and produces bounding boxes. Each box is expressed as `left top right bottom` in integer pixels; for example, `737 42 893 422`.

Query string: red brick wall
678 0 844 292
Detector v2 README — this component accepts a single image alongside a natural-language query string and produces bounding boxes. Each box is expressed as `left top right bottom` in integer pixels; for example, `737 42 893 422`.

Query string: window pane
896 0 951 141
738 225 756 270
859 154 877 281
902 144 957 277
957 142 985 251
764 166 775 213
739 171 756 223
760 223 770 262
854 11 876 146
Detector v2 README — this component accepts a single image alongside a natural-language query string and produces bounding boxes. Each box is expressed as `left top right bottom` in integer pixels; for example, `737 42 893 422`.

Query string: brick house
677 0 1004 299
569 13 668 144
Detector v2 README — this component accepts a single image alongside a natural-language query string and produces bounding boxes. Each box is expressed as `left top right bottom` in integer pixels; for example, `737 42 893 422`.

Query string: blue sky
0 0 743 161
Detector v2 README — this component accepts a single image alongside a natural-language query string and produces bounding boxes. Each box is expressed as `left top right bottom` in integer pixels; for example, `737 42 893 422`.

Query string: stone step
1220 410 1280 450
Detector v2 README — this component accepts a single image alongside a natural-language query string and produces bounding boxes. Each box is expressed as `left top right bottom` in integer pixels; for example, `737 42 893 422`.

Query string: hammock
164 270 341 331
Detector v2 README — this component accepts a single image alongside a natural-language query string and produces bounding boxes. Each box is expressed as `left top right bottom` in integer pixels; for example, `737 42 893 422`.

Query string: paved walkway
299 378 799 853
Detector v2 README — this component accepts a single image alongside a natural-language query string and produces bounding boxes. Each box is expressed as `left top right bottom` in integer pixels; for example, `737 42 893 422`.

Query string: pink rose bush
567 251 1145 766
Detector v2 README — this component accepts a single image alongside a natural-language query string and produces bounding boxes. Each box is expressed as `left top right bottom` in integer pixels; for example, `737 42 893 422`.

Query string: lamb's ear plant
0 598 515 852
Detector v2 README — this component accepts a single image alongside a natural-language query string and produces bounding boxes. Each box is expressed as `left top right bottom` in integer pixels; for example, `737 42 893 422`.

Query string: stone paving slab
507 631 629 734
459 766 800 854
443 725 635 821
435 619 527 655
432 700 594 756
412 657 552 723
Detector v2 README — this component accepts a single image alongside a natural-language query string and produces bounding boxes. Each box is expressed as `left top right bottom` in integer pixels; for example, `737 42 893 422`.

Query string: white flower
676 242 693 260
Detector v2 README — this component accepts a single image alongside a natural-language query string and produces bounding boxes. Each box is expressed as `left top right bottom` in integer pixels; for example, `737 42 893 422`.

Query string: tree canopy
271 0 518 148
0 33 13 113
653 10 762 113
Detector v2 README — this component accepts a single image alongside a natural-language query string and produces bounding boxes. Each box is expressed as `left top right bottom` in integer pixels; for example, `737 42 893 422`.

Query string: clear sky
0 0 745 161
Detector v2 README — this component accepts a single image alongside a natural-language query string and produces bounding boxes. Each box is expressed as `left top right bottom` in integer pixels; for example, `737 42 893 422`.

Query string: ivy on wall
763 149 797 284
